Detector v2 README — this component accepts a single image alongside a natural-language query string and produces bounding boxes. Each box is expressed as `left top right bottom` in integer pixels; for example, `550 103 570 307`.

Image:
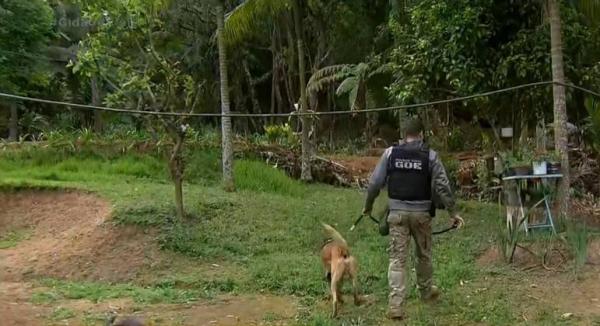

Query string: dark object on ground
106 315 146 326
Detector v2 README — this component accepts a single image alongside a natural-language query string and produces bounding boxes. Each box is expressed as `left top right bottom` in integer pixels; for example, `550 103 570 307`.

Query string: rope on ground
0 81 598 118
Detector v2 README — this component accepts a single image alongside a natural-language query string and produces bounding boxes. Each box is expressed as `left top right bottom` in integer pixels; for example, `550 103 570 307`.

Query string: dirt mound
476 244 571 269
476 245 544 268
478 239 600 269
0 190 161 282
328 155 380 180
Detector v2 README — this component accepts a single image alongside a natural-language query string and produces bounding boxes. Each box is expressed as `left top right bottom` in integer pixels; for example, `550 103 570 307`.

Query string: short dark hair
405 119 424 136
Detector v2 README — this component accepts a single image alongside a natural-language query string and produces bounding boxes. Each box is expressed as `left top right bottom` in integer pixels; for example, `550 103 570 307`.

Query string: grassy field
1 144 599 325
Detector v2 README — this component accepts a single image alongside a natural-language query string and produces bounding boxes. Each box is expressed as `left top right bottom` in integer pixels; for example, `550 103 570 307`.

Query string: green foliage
501 149 534 169
0 0 54 93
235 160 306 196
447 126 465 152
566 221 589 277
263 123 299 148
388 0 600 126
74 0 213 116
389 0 493 103
50 307 76 321
440 154 459 190
583 97 600 153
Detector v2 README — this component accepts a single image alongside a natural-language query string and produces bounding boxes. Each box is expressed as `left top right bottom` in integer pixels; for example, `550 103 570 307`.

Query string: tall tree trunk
91 77 104 133
270 29 277 125
8 102 18 142
169 132 185 221
292 0 312 181
217 2 235 192
366 112 378 148
548 0 570 220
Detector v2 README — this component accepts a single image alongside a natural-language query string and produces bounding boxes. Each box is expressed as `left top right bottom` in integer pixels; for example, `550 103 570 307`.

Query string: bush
441 154 459 190
263 123 299 148
234 160 305 197
448 126 465 152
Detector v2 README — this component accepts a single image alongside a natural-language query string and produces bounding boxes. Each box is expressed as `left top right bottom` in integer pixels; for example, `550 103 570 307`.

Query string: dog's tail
322 223 348 249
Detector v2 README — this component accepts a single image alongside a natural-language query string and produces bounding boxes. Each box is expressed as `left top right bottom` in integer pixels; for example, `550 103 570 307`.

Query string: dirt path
0 191 298 325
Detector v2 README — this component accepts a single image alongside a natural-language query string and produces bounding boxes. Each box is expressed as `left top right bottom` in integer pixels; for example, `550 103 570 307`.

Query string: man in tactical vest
362 119 464 320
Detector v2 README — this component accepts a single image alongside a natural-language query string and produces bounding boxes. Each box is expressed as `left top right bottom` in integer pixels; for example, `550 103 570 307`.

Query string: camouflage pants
387 210 433 314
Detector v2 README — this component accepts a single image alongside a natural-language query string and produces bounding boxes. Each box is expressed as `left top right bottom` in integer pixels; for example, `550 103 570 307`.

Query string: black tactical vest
387 143 432 201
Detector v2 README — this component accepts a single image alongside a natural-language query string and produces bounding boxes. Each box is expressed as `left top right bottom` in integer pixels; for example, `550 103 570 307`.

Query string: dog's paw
356 294 376 306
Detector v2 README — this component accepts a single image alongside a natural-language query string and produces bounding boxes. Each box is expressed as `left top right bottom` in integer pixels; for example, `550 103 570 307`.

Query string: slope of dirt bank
0 190 160 282
0 190 299 325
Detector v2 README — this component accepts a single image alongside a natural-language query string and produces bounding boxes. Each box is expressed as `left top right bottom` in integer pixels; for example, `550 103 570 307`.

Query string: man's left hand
450 214 465 229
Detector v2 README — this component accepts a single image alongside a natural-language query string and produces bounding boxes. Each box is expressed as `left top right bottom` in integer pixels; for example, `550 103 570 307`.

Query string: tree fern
335 76 358 96
307 64 351 94
348 80 361 110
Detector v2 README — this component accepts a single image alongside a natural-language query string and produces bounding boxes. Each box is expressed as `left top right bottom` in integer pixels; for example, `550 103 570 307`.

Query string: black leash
351 213 459 235
350 213 379 231
432 224 458 235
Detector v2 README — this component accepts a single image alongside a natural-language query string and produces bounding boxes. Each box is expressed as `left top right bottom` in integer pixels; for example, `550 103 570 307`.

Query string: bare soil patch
0 190 160 282
42 294 297 326
477 243 600 319
530 270 600 318
0 281 47 326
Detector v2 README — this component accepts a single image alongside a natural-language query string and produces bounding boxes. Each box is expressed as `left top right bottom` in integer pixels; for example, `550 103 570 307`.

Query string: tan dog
320 223 361 317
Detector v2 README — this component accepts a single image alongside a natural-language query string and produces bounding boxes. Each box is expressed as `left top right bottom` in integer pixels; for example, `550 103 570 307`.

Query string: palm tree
547 0 569 220
291 0 312 181
547 0 600 220
216 1 235 192
225 0 313 181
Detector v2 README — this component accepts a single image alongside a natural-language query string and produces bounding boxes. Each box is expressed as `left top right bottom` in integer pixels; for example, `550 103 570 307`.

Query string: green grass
1 144 598 325
50 307 76 321
0 229 31 248
33 278 207 304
